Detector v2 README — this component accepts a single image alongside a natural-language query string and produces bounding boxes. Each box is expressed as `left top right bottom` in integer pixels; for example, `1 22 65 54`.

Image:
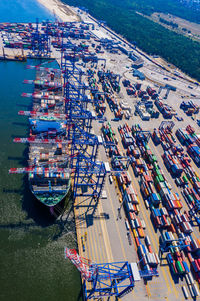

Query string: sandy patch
37 0 80 22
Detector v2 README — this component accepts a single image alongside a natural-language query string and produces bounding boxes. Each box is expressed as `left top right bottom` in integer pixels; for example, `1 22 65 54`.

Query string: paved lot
70 18 200 299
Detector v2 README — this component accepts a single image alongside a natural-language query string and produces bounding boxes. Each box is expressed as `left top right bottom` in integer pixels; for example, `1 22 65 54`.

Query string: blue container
182 261 190 273
156 209 161 217
167 253 173 264
152 208 157 216
165 232 171 241
142 244 147 254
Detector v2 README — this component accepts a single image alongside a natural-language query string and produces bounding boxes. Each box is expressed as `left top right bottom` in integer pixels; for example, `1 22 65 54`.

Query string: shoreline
36 0 80 22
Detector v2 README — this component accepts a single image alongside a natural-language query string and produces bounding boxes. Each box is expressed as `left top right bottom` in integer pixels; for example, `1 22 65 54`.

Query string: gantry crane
65 248 158 300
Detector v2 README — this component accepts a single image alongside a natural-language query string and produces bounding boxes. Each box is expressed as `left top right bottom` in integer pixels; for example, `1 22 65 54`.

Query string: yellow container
136 204 140 213
138 228 144 238
133 229 138 238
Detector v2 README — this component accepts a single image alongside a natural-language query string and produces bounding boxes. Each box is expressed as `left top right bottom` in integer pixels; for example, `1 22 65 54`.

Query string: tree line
64 0 200 81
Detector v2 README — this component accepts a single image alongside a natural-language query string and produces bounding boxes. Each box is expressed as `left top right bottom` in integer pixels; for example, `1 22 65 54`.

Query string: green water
0 59 81 301
0 2 81 300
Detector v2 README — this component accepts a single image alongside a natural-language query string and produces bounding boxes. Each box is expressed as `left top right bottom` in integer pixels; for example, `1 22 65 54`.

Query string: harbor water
0 2 81 301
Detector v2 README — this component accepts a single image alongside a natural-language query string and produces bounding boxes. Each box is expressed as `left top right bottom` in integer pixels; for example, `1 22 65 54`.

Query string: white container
125 220 130 231
145 236 150 246
188 272 194 285
192 284 200 297
182 286 189 299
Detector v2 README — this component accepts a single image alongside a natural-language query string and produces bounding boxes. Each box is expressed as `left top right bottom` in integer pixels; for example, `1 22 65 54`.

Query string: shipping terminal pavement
1 9 200 300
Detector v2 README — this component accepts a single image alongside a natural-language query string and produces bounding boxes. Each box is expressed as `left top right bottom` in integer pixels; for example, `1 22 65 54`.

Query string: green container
159 175 164 182
154 176 159 186
154 163 160 170
156 170 161 176
188 195 193 203
170 264 177 275
155 174 163 183
182 175 188 183
170 247 175 254
148 155 152 163
152 155 157 162
176 261 184 274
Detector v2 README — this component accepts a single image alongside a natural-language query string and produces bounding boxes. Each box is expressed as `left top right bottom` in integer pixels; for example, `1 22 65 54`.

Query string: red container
135 237 140 247
172 262 178 274
187 253 193 263
170 223 176 233
148 245 153 253
155 216 161 227
195 260 200 272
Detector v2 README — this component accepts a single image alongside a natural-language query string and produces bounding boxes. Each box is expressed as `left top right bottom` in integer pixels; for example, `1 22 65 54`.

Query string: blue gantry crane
159 120 175 131
159 233 189 258
60 53 109 200
111 155 131 171
30 19 51 58
189 202 200 226
21 40 110 203
73 154 109 199
65 248 158 300
134 130 151 144
70 128 102 164
84 261 134 300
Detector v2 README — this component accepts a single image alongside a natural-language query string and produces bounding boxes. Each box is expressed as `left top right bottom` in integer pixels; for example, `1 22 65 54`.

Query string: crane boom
13 137 71 144
26 65 61 72
9 167 71 176
21 92 64 101
65 248 96 280
18 110 67 119
23 79 62 88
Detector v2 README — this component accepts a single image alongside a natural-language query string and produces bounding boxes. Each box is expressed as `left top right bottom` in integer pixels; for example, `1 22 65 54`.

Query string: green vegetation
63 0 200 81
159 18 178 29
124 0 200 24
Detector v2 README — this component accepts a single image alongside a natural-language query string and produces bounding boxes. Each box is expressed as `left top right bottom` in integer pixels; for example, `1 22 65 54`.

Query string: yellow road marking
98 199 113 262
105 182 127 259
79 199 93 291
90 218 99 262
104 181 136 298
95 205 109 262
92 204 107 263
129 166 175 296
149 140 199 242
116 136 178 297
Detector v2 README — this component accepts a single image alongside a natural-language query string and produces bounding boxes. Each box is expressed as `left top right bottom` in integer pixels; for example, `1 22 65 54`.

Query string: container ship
10 66 71 208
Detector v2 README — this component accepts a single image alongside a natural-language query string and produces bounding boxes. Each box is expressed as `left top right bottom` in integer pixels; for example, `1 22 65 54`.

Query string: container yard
2 6 200 301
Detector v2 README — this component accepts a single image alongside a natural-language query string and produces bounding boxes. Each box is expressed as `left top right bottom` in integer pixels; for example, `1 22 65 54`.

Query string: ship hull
30 179 71 208
32 190 68 207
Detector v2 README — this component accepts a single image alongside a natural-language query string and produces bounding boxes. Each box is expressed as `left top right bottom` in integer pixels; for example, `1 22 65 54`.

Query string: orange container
135 237 140 247
148 245 153 253
170 223 176 233
138 228 145 238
